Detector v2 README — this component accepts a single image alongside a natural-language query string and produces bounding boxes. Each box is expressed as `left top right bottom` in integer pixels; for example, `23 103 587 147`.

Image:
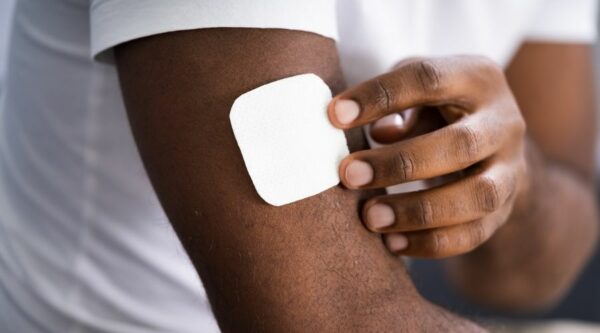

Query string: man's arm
446 43 599 311
114 28 481 332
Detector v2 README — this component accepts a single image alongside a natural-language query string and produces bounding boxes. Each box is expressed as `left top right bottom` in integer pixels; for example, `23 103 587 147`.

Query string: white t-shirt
0 1 596 332
0 0 14 94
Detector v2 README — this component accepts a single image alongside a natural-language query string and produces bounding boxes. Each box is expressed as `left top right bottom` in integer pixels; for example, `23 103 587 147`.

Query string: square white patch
230 73 349 206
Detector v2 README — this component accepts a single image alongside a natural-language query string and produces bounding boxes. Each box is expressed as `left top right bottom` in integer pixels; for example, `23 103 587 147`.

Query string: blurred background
0 0 598 329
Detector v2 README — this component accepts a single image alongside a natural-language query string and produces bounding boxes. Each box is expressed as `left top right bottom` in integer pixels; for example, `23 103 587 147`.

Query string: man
0 0 597 332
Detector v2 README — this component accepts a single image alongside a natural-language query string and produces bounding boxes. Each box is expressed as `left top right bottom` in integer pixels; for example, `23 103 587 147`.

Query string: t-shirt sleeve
90 0 338 63
526 0 598 43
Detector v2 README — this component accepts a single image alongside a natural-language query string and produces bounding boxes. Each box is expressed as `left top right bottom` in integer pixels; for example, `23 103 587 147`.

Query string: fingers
362 161 516 233
384 202 513 258
368 156 524 258
328 56 503 129
340 114 511 189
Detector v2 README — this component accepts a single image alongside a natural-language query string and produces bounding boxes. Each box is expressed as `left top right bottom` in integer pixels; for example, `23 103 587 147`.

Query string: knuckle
476 176 502 212
388 151 415 182
427 230 444 257
502 106 527 138
469 221 488 248
415 199 435 226
473 56 504 80
454 124 482 164
374 78 392 114
411 60 443 95
457 55 504 88
514 116 527 137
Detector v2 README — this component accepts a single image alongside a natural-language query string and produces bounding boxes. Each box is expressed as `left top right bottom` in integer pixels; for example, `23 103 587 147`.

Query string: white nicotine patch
230 73 349 206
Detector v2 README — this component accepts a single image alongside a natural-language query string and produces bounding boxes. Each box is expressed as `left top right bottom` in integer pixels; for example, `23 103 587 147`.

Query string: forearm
447 139 598 311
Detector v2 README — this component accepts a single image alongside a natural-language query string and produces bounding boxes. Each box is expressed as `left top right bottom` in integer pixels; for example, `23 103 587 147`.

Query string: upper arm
114 28 416 332
505 42 596 181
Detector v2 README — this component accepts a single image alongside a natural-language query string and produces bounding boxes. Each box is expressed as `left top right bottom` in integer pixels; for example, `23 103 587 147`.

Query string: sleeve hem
90 0 338 64
525 0 598 44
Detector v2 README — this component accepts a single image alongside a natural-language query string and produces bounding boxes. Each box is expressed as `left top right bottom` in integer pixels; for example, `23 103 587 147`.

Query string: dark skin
115 29 482 332
334 43 598 310
448 44 599 310
115 27 596 330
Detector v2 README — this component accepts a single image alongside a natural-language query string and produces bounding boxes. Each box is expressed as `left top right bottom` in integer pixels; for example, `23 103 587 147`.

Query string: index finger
327 56 502 129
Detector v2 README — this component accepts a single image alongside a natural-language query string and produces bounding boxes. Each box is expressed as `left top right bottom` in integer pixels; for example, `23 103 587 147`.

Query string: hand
328 56 528 258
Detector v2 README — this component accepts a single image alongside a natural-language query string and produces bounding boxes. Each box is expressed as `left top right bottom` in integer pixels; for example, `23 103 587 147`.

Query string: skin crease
333 44 598 311
115 29 484 332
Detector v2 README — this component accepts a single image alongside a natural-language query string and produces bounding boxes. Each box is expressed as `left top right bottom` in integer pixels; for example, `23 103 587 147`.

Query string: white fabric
528 0 598 42
0 0 596 332
91 0 338 62
0 0 14 95
336 0 597 85
230 74 348 206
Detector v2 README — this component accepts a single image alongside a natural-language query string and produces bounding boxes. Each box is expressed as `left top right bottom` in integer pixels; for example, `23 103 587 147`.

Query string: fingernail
334 99 360 125
386 233 408 252
367 204 395 229
344 160 373 187
372 113 404 131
